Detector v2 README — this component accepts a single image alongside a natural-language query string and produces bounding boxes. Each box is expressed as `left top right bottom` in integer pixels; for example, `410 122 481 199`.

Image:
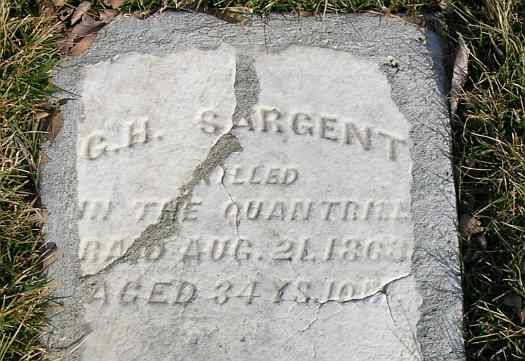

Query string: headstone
42 13 463 361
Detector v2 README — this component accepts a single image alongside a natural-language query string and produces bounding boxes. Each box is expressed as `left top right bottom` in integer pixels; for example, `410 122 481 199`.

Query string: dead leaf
57 32 75 54
58 7 74 21
111 0 125 9
100 9 118 23
216 8 251 24
71 15 104 38
297 10 316 16
70 33 96 56
47 112 63 140
35 111 50 120
53 0 66 7
71 1 92 25
450 34 469 115
40 151 49 165
460 214 484 238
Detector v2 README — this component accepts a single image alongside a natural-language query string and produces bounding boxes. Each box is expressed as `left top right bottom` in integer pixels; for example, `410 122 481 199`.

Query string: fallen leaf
70 33 96 56
217 8 251 24
111 0 125 9
450 34 469 115
460 214 484 238
35 111 50 120
47 112 63 140
71 1 92 25
297 9 316 16
53 0 66 7
71 15 104 38
40 151 49 165
58 7 74 21
57 32 75 54
100 9 118 23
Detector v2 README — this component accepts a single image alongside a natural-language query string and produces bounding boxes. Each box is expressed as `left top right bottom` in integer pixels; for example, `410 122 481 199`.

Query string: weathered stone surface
42 12 463 361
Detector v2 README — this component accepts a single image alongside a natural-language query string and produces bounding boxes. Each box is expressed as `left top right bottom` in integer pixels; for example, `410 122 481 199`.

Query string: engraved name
81 117 162 160
200 108 408 161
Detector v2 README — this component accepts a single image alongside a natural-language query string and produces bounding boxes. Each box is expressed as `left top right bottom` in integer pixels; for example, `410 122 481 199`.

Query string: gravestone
42 13 463 361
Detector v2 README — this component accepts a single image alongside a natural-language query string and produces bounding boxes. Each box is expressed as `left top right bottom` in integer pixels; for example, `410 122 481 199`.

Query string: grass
0 0 523 360
0 2 59 361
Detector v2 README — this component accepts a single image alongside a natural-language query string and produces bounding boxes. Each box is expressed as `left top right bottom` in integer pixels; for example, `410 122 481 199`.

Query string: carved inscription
201 109 408 161
80 237 410 266
81 117 163 160
85 278 385 306
74 45 421 361
81 109 412 308
81 160 412 305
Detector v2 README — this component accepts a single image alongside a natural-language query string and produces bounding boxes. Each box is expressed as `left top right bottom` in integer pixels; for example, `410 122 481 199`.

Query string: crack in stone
285 273 413 342
220 167 241 241
299 304 322 332
312 273 411 306
80 131 242 281
80 51 259 282
53 328 92 352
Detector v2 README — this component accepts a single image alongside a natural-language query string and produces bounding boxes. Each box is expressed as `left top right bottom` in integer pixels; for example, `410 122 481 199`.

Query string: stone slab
42 12 463 361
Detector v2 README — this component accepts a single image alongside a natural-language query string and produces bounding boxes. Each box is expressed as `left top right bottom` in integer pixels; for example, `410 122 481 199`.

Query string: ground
0 0 524 360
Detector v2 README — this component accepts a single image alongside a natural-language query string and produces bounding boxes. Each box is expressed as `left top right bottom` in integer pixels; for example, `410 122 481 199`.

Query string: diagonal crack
81 52 259 282
81 131 242 280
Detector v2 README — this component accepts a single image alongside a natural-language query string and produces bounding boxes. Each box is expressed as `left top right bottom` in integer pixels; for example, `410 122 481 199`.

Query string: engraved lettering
290 200 312 221
272 281 290 303
174 281 197 304
86 281 108 304
320 117 338 142
299 238 316 262
120 281 141 305
268 201 287 221
235 116 255 131
292 113 314 136
261 108 284 133
345 123 372 150
148 282 171 304
272 240 294 261
105 239 124 262
210 239 229 261
182 239 204 263
214 281 232 304
295 281 311 303
78 200 112 220
83 133 107 160
183 199 202 222
234 239 252 261
236 282 259 304
322 201 341 221
246 201 262 220
128 117 149 146
377 131 407 161
200 111 223 135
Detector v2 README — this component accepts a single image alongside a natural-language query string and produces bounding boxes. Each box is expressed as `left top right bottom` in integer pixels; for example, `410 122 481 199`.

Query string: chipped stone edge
42 12 463 361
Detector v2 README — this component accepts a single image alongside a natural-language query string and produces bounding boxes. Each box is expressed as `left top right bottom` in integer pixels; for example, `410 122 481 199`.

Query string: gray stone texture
42 12 463 361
